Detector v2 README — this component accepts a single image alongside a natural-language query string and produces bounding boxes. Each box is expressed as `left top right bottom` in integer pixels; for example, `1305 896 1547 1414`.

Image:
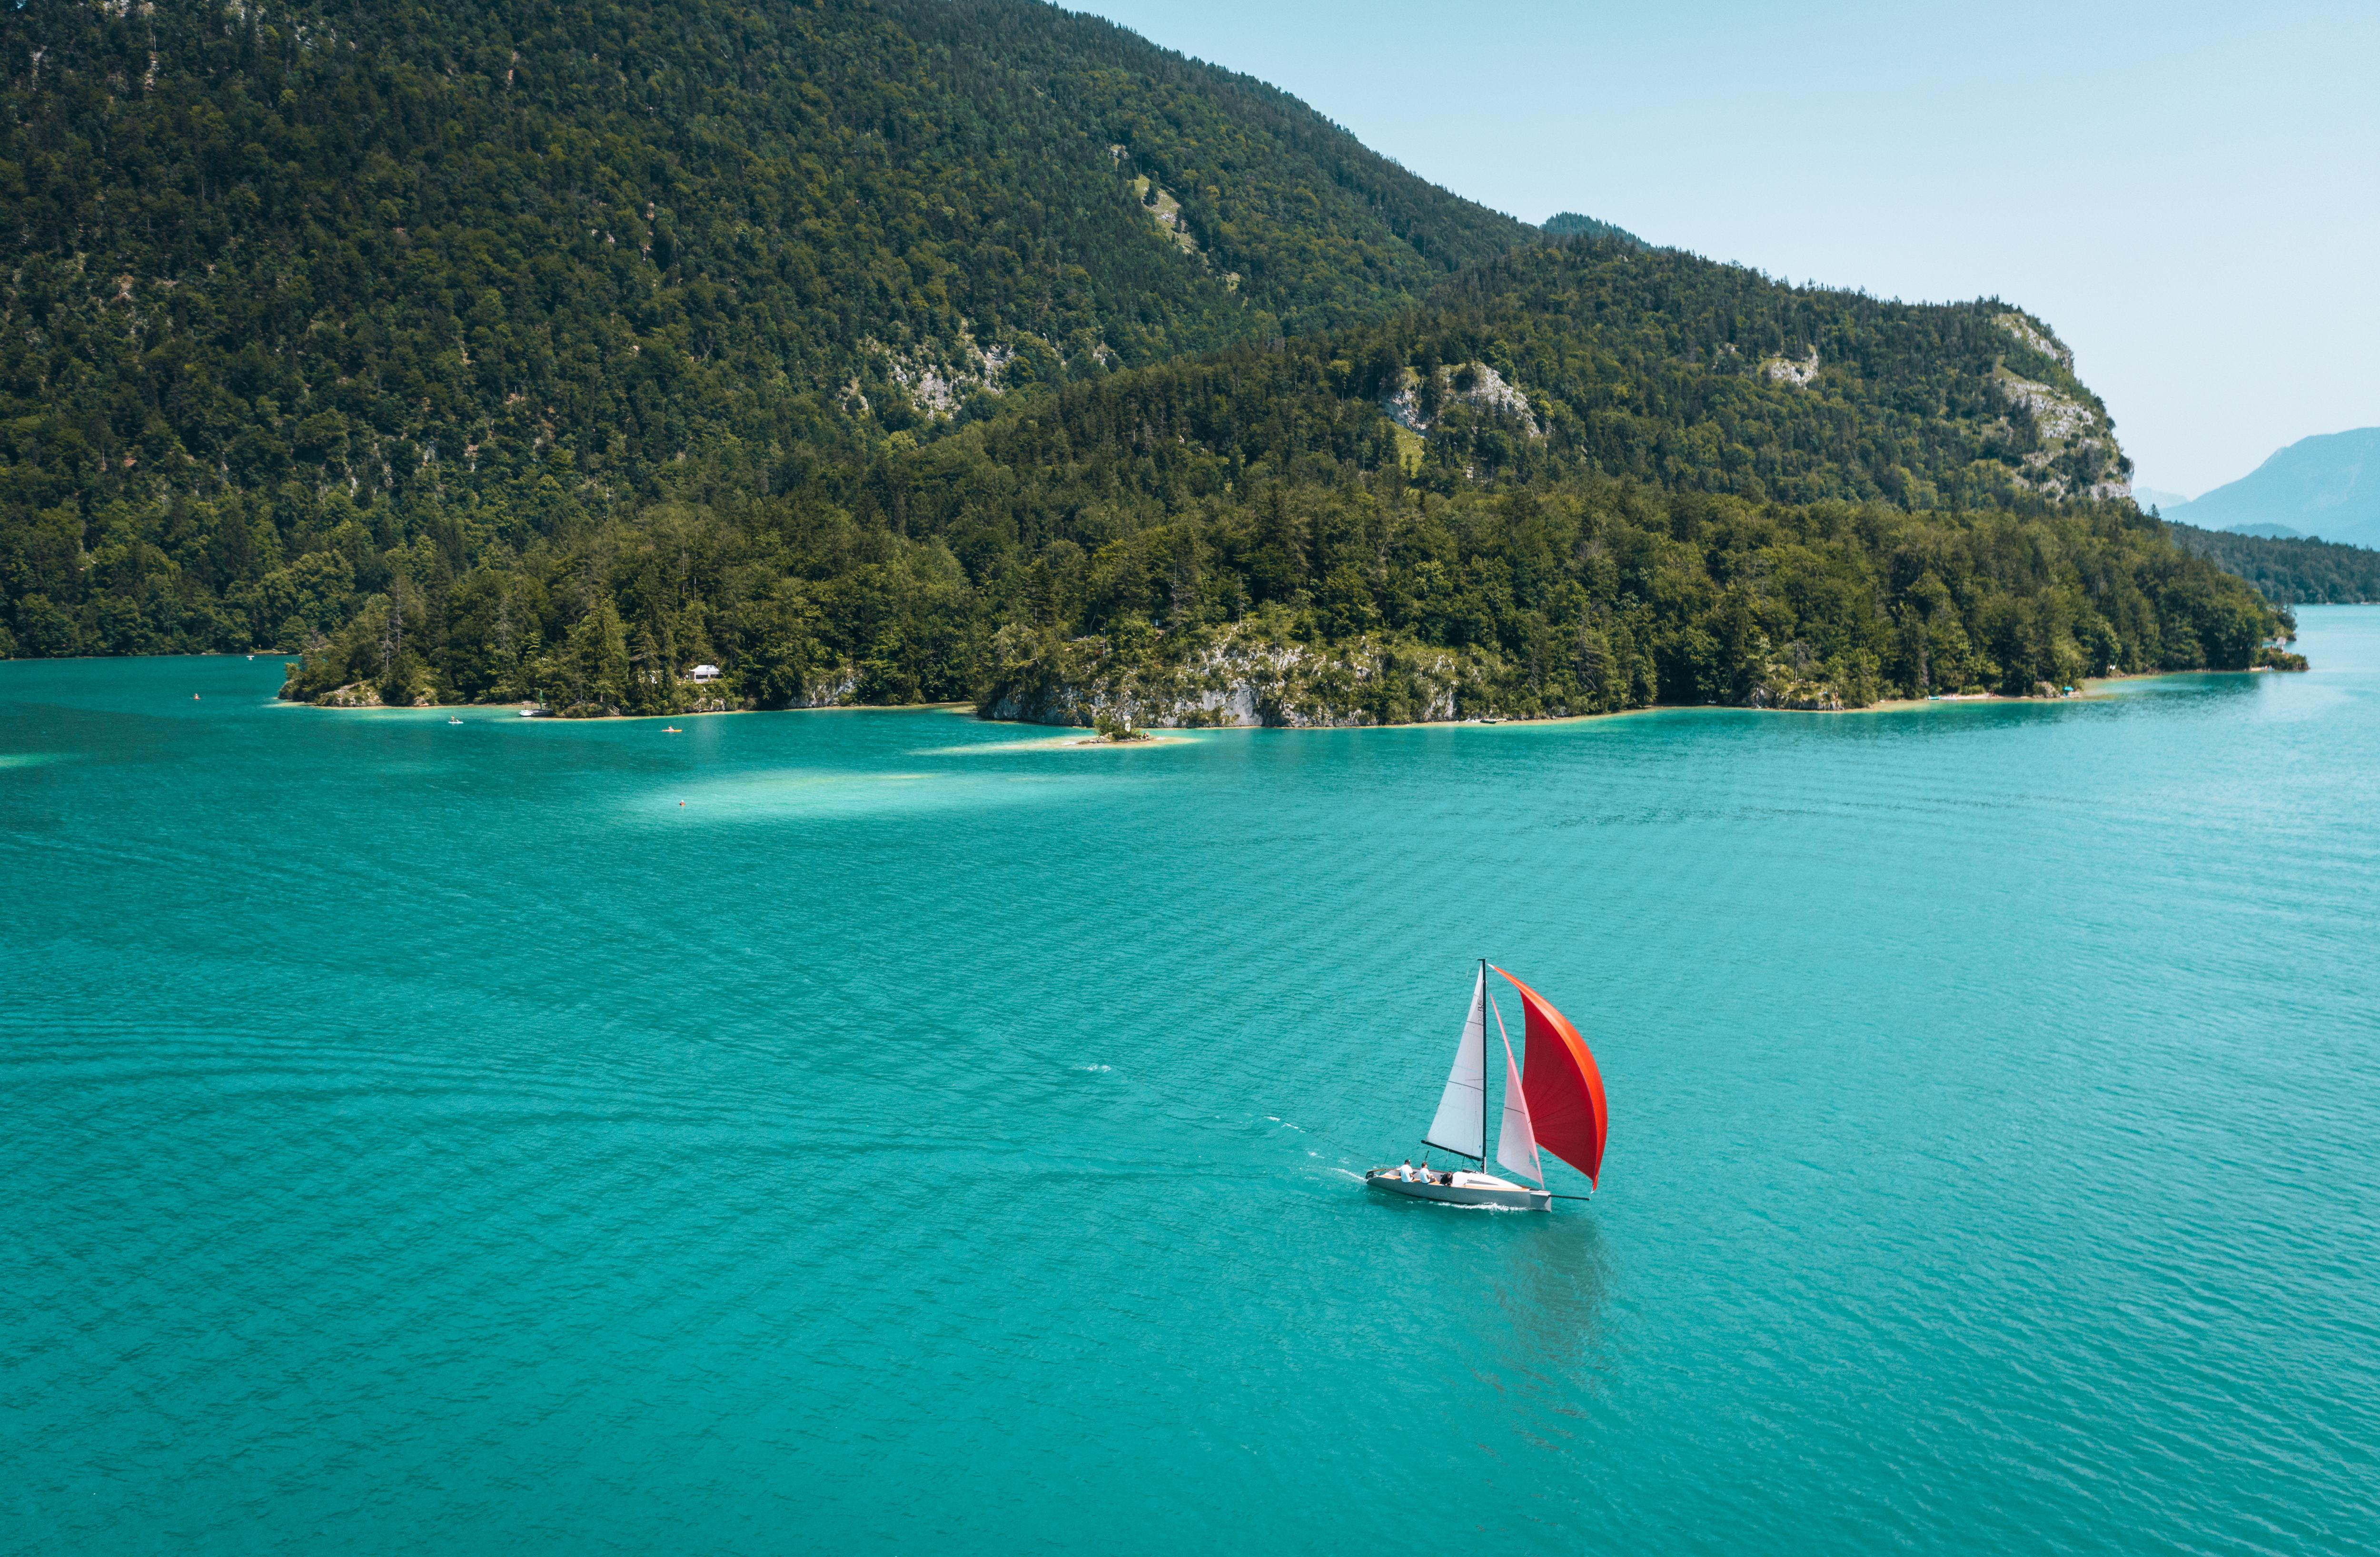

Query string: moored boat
1368 962 1607 1211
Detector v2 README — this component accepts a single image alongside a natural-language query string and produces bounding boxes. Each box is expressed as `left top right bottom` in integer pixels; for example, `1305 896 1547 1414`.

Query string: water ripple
2 619 2377 1554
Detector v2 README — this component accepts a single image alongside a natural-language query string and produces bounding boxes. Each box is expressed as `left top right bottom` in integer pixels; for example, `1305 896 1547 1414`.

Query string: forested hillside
2167 523 2380 605
0 0 1533 659
1349 241 2132 507
0 0 2291 719
275 318 2286 719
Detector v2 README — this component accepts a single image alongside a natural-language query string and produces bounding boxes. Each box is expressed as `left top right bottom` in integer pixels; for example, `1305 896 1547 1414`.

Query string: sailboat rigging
1366 961 1607 1211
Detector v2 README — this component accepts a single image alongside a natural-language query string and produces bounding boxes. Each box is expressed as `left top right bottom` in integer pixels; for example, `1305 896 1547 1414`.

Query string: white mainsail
1423 965 1488 1159
1490 993 1543 1183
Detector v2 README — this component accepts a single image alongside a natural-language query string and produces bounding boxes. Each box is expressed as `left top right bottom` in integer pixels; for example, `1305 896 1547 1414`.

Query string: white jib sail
1490 993 1544 1184
1424 966 1488 1159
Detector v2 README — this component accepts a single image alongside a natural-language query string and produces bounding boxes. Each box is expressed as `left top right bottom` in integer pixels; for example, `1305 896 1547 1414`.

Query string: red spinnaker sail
1492 967 1607 1188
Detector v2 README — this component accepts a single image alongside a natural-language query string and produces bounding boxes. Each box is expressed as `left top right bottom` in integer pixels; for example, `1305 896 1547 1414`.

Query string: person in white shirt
1397 1159 1415 1181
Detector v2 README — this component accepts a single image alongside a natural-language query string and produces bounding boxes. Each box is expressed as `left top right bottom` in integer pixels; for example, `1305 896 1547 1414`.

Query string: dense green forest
1345 240 2132 507
271 320 2287 719
0 0 1531 655
0 0 2292 719
2166 522 2380 605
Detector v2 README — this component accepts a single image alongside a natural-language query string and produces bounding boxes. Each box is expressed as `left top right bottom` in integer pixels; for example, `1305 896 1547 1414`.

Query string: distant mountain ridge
2166 429 2380 549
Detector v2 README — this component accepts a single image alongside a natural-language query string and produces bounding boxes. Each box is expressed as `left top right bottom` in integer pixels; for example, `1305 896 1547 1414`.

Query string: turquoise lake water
5 610 2377 1555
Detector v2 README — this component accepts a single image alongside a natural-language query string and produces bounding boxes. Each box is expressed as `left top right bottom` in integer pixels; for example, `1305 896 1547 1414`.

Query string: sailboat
1367 963 1607 1211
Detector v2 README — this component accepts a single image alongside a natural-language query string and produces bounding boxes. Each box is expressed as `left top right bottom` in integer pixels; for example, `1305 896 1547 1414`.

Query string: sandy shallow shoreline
302 700 973 723
290 666 2275 733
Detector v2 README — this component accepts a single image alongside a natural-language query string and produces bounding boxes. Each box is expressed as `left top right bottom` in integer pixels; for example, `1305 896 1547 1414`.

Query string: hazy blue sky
1076 0 2377 498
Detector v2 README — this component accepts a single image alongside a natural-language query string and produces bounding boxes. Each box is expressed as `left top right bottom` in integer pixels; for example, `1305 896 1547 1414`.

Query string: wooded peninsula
0 0 2298 723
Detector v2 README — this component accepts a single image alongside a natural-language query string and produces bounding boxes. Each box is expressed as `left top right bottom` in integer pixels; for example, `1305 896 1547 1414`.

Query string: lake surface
5 610 2377 1556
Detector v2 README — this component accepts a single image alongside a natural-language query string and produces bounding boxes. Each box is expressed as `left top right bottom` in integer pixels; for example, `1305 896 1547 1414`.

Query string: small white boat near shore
1368 962 1606 1211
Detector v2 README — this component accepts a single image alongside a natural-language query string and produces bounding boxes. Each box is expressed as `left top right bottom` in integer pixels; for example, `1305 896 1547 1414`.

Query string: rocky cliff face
981 623 1481 728
975 619 1882 729
1383 363 1545 438
1989 315 2132 503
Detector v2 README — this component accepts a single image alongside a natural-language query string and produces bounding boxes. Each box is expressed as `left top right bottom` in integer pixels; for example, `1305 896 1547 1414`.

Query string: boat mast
1477 958 1488 1177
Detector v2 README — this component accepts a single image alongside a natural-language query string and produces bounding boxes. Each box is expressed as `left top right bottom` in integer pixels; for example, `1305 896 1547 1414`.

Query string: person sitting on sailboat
1397 1159 1416 1181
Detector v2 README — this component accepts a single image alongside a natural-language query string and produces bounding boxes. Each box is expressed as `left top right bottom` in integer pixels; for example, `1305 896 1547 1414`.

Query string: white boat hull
1366 1168 1550 1211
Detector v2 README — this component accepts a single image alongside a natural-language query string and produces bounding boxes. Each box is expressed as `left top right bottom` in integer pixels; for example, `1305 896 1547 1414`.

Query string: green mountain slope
1354 239 2132 507
0 0 1531 563
0 0 2286 712
857 237 2153 586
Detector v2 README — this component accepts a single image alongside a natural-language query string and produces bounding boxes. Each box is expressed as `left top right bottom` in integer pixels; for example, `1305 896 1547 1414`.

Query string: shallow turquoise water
5 611 2377 1555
